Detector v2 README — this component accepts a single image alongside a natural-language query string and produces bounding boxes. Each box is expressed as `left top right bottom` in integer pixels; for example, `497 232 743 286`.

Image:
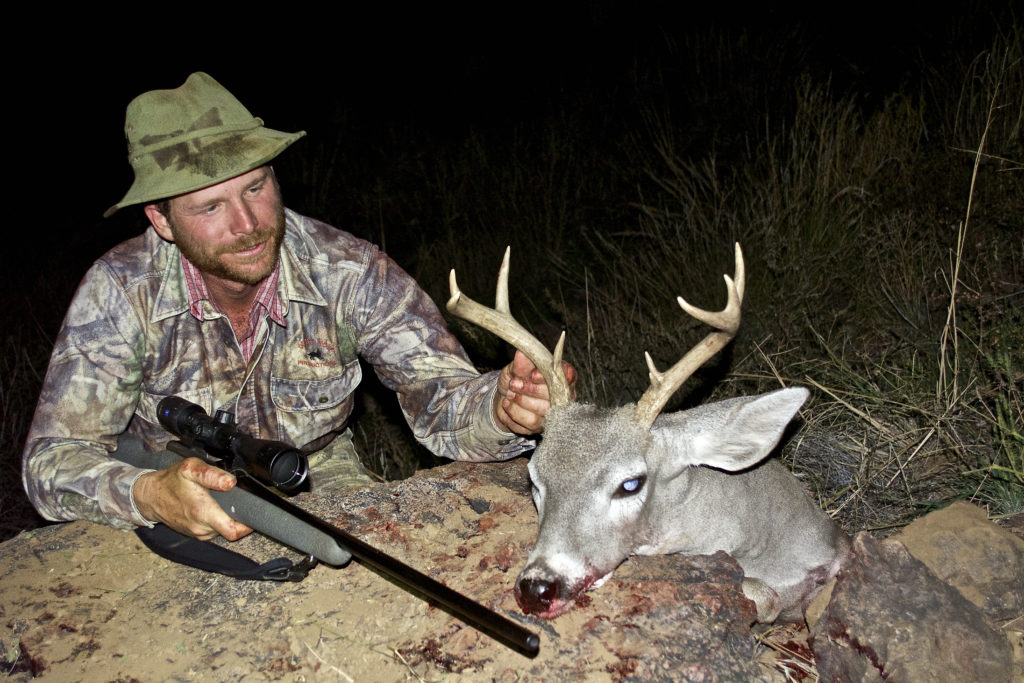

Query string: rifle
111 396 540 658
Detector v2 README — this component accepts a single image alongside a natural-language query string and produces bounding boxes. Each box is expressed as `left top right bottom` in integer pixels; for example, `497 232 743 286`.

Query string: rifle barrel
234 475 541 658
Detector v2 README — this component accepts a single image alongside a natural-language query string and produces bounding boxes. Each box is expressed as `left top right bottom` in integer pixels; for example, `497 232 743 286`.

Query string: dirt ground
3 460 1020 681
1 460 776 681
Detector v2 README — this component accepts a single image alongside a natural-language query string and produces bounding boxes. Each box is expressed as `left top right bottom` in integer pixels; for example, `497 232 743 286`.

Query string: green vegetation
2 17 1020 541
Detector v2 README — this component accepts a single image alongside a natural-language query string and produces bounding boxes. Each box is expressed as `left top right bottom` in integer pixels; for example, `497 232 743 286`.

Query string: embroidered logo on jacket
297 338 338 368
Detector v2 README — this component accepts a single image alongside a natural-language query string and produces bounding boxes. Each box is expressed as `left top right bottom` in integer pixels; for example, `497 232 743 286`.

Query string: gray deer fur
518 391 848 621
447 246 848 623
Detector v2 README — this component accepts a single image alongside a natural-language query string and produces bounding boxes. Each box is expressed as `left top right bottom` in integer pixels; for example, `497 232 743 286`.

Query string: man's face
148 167 286 286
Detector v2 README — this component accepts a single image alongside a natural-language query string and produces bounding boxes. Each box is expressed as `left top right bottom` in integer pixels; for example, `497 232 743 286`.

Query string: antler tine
447 247 573 408
634 243 745 428
495 246 511 314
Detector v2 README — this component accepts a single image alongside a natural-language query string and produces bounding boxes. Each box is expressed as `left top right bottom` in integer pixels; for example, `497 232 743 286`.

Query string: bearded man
23 72 566 546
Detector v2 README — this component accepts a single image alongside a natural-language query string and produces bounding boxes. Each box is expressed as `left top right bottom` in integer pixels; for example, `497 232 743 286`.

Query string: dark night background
5 1 1021 537
10 2 1012 348
16 2 985 254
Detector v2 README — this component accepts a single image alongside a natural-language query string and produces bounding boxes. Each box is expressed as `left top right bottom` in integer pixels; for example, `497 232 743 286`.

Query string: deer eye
613 475 646 498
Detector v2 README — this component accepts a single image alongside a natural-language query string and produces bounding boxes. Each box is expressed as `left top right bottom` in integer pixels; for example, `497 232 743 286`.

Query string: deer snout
515 575 566 616
515 556 607 619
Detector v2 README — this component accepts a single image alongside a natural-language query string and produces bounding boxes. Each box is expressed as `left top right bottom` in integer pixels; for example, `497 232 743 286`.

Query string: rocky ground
1 459 1021 681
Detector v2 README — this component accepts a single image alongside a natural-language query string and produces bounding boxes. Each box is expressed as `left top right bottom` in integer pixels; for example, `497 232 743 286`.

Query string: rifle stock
111 435 540 658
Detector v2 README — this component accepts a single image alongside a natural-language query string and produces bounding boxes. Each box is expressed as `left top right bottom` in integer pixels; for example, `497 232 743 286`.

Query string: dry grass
527 23 1023 534
0 334 47 539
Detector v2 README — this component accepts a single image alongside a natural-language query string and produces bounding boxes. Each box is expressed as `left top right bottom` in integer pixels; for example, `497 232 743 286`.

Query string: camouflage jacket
23 209 532 529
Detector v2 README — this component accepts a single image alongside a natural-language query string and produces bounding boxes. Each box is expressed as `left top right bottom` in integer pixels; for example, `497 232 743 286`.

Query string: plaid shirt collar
180 255 287 357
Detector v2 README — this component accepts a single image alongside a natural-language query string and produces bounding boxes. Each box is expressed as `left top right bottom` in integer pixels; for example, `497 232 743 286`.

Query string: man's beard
171 203 286 286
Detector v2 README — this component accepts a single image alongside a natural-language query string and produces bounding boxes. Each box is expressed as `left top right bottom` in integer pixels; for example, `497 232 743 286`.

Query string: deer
447 244 849 623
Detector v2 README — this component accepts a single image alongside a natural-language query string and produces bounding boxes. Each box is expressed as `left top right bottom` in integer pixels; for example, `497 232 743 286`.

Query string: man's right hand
132 458 253 541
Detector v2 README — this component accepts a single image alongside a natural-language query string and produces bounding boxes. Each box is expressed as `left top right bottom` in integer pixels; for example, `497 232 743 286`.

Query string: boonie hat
104 72 305 217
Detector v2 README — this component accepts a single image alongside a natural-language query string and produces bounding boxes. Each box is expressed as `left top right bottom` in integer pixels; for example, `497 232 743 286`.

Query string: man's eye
613 475 646 498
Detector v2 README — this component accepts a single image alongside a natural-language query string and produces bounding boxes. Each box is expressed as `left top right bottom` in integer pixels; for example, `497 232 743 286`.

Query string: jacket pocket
269 361 361 446
270 360 361 412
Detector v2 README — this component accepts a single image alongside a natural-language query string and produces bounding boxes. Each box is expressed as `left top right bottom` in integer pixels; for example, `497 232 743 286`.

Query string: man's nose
229 200 258 234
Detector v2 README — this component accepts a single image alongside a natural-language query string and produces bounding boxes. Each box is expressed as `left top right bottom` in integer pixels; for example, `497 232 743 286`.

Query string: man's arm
22 260 154 529
22 258 249 539
342 244 543 461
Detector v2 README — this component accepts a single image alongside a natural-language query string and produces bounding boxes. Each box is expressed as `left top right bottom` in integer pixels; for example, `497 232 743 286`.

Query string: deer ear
654 388 809 475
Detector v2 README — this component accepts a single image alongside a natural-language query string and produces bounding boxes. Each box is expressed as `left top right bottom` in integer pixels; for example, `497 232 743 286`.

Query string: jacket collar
277 209 327 308
150 208 327 323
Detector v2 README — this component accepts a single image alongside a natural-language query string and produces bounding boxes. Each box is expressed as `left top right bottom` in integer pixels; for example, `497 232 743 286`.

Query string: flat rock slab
810 531 1015 682
1 459 768 682
892 500 1024 622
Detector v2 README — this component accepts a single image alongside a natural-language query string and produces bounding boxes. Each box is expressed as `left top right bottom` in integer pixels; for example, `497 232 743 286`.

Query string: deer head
448 246 832 621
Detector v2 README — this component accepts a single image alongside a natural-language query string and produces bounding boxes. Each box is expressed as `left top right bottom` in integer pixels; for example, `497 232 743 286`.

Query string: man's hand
494 350 577 435
132 458 253 541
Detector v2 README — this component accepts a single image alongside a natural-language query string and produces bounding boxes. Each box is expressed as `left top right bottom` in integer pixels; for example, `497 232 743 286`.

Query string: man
23 72 567 544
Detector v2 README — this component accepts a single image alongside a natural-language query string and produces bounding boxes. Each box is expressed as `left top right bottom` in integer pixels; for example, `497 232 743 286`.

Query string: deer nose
515 576 563 614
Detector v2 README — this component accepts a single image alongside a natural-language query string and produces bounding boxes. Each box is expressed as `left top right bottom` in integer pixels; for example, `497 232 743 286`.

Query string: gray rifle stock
111 436 540 658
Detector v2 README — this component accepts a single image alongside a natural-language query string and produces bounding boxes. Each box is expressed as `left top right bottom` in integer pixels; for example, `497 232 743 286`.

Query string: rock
893 501 1024 622
0 459 768 681
810 532 1014 682
802 576 835 631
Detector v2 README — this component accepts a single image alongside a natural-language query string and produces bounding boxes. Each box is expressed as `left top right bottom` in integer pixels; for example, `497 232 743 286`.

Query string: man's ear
144 204 175 242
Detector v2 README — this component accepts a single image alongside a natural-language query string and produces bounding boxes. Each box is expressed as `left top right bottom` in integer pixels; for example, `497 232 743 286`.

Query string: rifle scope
157 396 308 493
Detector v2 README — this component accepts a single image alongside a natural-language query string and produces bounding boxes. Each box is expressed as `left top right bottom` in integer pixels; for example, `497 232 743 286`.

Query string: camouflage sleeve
347 247 535 461
22 261 155 530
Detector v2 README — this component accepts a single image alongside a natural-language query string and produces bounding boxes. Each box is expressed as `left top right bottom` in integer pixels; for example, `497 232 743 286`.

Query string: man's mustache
222 228 276 254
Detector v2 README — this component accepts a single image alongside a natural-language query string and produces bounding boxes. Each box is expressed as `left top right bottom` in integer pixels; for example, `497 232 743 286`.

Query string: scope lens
269 451 308 492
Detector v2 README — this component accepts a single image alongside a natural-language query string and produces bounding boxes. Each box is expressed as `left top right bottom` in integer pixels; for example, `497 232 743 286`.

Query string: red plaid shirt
181 256 287 362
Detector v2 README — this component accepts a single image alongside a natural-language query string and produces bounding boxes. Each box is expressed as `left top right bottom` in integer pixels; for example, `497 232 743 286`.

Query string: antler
447 247 574 408
634 243 745 427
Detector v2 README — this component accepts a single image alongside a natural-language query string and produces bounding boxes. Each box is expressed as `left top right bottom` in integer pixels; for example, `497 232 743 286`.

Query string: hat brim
104 126 305 218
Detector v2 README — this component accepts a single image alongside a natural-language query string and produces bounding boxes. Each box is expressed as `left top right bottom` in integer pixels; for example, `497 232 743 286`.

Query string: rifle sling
135 523 317 582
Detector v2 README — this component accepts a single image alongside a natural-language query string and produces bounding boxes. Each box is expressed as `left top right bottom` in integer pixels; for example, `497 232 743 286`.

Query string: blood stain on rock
493 543 517 572
16 640 46 676
70 638 100 657
49 582 80 598
606 656 639 681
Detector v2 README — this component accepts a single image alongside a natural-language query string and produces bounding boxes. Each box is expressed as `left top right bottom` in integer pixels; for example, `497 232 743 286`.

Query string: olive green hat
104 72 305 217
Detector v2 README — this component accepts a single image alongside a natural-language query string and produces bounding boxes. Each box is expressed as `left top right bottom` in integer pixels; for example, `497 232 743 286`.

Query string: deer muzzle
514 558 608 619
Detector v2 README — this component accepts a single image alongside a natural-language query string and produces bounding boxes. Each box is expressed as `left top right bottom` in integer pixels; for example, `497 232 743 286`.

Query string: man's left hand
494 350 576 435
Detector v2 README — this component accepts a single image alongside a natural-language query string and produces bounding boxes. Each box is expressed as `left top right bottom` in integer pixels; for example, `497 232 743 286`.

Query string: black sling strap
135 523 317 582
